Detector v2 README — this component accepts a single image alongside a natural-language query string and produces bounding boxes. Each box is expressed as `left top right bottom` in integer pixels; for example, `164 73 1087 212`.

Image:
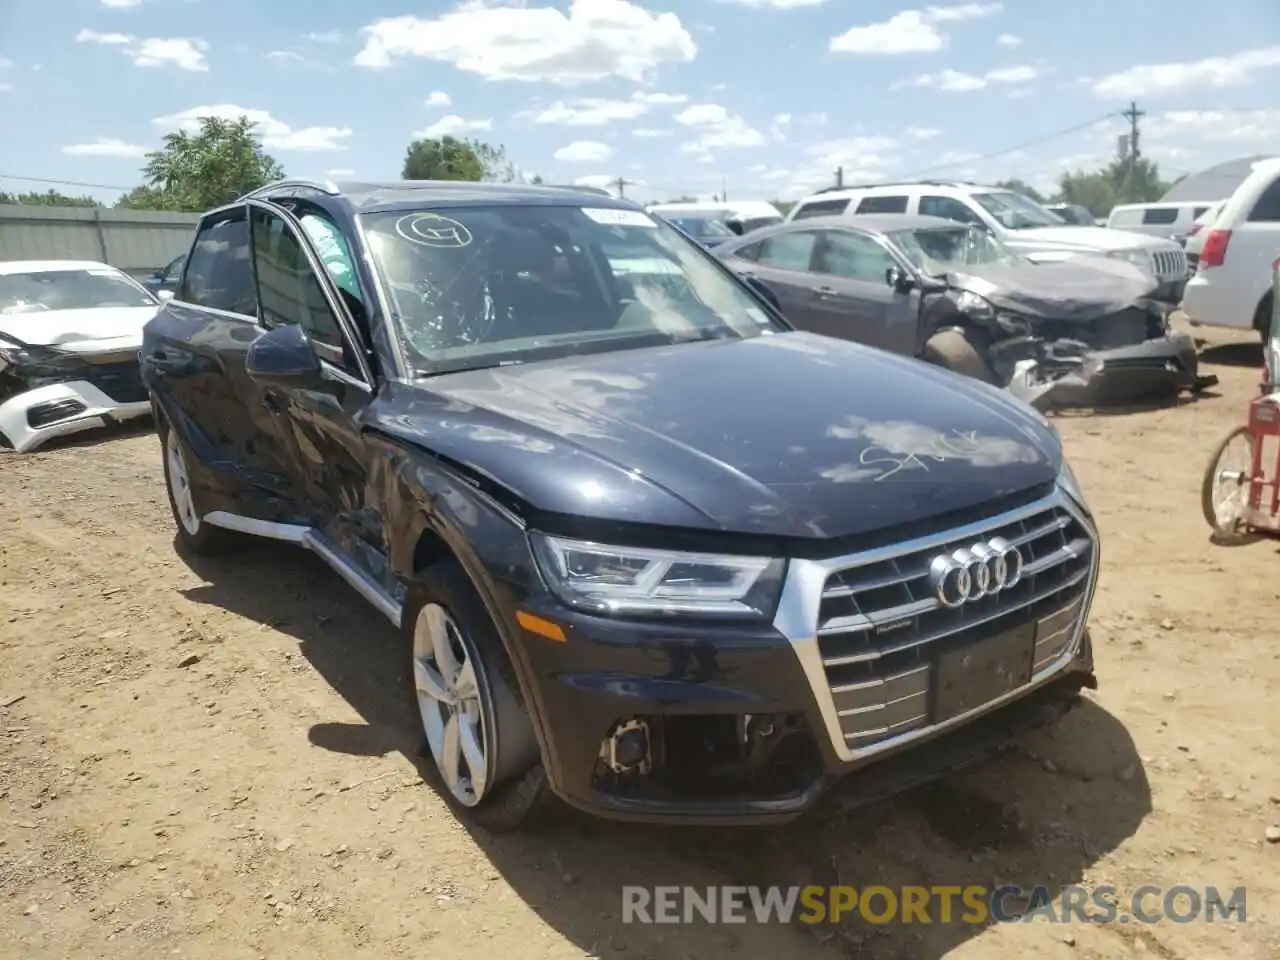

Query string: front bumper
0 380 150 452
510 487 1099 824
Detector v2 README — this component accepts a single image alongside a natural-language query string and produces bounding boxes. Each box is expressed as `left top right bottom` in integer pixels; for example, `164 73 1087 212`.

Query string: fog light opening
603 717 652 776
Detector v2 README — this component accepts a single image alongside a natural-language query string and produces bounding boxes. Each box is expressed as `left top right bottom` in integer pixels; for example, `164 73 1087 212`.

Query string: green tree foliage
0 189 100 207
1053 155 1174 218
993 179 1046 203
402 136 518 182
139 116 286 212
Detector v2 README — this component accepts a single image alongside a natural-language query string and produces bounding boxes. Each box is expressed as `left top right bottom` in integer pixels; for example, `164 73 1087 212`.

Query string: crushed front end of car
0 335 151 451
923 257 1216 410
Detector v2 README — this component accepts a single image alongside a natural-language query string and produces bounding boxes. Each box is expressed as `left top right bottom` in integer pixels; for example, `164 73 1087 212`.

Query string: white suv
787 181 1189 300
1180 157 1280 339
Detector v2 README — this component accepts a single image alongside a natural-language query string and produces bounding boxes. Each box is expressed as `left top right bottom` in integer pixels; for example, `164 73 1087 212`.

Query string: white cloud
101 0 143 7
713 0 829 7
326 168 356 177
414 114 494 138
897 63 1037 91
554 140 614 162
353 0 697 85
153 104 353 152
1145 108 1280 145
773 113 792 125
61 137 149 158
523 90 686 125
830 3 1001 55
906 126 941 139
1090 46 1280 98
425 90 452 107
76 29 209 71
266 50 306 63
997 32 1021 47
574 174 617 190
675 103 766 153
632 127 671 137
304 30 342 43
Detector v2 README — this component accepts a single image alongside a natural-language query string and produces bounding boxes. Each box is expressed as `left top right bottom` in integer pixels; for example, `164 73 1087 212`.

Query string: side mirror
885 266 915 294
744 275 780 311
156 289 175 302
725 218 745 236
245 323 325 392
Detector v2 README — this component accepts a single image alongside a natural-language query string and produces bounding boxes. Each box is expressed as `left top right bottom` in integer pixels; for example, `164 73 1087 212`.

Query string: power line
0 172 133 191
903 113 1118 178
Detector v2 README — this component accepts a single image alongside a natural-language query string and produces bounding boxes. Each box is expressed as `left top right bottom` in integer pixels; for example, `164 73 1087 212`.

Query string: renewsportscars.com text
621 885 1247 926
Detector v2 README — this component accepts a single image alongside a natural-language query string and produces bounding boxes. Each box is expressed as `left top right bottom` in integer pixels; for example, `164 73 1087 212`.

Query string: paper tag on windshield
582 208 657 228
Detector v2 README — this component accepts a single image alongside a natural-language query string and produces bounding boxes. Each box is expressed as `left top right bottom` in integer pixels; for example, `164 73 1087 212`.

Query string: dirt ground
1 320 1277 960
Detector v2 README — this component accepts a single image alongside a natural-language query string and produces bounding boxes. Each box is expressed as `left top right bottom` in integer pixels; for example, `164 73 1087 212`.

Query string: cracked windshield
361 205 779 375
891 226 1023 274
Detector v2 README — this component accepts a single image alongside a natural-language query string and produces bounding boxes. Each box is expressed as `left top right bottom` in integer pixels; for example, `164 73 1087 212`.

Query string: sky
1 0 1278 206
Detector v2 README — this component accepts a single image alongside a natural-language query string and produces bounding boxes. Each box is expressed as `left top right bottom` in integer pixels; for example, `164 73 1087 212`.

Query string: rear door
736 229 824 324
807 229 920 354
144 208 308 518
244 200 386 575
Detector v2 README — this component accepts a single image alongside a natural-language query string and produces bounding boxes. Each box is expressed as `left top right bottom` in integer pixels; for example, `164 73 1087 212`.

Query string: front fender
368 434 566 790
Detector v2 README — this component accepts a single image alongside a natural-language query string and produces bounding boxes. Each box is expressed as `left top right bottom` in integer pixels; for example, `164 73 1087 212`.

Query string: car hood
1009 225 1181 253
0 306 156 353
370 332 1061 543
946 257 1158 322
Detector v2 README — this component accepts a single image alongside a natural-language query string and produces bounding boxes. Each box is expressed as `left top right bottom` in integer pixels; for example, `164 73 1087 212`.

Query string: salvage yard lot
1 321 1277 960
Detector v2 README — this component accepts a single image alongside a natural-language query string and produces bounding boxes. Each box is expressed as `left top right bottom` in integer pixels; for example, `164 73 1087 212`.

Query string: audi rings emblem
928 537 1024 608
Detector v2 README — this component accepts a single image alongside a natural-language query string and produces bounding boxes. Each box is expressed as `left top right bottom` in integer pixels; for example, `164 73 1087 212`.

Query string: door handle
815 285 838 298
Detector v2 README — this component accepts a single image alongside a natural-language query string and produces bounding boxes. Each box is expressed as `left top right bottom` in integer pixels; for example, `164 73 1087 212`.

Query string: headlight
1057 457 1088 511
952 290 994 319
530 533 786 619
1106 248 1152 272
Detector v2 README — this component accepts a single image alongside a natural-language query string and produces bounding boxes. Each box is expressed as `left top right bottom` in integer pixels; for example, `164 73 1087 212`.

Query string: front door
807 229 920 355
244 201 390 584
740 229 824 326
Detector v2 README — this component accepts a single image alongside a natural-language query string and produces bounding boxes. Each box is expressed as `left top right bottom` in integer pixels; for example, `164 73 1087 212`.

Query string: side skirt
202 511 403 628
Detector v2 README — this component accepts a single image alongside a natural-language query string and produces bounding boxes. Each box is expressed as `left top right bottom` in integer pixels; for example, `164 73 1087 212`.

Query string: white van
648 201 784 237
1106 202 1218 241
1181 156 1280 338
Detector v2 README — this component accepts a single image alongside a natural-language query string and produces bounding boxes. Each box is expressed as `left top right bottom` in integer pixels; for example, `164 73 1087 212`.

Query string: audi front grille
773 488 1098 763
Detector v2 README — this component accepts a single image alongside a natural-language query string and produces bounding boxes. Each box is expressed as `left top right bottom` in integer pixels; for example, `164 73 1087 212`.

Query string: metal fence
0 204 200 278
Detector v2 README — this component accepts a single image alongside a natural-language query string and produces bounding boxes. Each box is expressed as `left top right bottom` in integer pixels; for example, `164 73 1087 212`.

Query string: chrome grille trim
1152 248 1188 281
773 486 1099 764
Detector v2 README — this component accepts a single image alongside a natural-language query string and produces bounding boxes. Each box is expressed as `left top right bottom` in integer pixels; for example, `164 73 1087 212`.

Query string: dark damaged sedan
141 180 1100 828
715 214 1213 409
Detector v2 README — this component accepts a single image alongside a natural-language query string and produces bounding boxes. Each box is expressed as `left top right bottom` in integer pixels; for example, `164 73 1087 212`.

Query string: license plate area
934 622 1036 723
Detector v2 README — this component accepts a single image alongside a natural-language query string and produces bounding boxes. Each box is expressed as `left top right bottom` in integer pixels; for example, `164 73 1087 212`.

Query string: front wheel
922 328 997 384
1200 426 1256 543
159 417 240 556
404 559 551 831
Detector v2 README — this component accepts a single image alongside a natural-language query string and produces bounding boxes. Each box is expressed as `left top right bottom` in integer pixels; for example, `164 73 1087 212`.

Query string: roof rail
540 183 614 197
242 178 341 201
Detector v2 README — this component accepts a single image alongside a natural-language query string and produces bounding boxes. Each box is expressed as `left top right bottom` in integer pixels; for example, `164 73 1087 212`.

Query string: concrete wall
0 204 200 278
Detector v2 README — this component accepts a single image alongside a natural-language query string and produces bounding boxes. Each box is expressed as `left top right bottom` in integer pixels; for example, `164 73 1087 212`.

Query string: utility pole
1120 100 1144 162
721 175 727 202
835 166 844 189
612 175 637 198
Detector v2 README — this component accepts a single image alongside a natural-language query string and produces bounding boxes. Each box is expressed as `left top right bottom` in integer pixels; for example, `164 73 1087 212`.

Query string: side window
1192 206 1209 220
792 198 850 220
1141 207 1179 225
757 231 819 271
855 195 909 214
179 215 257 315
817 231 899 282
1248 178 1280 222
298 212 363 305
731 241 762 261
919 195 981 225
248 206 356 371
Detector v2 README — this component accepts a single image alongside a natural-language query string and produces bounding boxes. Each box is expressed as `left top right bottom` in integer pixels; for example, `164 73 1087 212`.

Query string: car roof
0 259 122 276
727 212 960 244
270 179 640 214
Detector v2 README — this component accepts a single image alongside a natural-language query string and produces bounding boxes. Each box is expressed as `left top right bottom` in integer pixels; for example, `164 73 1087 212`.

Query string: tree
113 185 169 210
139 116 286 212
1053 153 1174 217
0 189 100 207
993 179 1045 203
402 136 518 182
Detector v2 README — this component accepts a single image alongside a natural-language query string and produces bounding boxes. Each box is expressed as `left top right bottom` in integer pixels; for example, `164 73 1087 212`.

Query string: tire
1200 426 1255 543
922 328 997 384
157 415 240 556
1254 291 1273 343
404 559 552 832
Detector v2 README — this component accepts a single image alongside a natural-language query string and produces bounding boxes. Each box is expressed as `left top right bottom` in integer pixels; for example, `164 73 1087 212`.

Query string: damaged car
0 260 160 452
714 214 1214 410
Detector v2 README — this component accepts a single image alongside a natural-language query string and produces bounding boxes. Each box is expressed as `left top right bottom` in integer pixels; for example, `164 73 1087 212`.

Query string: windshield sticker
581 208 658 228
745 306 770 325
395 213 473 248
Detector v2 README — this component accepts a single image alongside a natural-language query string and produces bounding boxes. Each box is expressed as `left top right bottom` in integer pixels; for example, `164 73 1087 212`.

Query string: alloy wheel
413 603 492 807
166 430 201 536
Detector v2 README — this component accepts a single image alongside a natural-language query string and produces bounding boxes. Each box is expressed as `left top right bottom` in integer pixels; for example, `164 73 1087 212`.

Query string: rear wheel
922 328 997 384
1254 291 1273 343
158 417 239 555
405 559 551 831
1200 426 1256 543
